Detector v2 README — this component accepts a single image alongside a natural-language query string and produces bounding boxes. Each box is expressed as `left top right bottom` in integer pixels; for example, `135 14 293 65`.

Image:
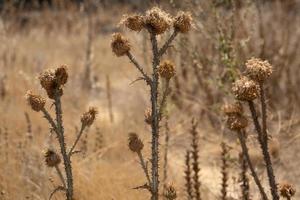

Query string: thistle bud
232 76 260 101
163 185 177 200
44 149 61 167
226 114 248 131
245 58 273 82
144 108 152 125
39 69 56 92
144 7 172 35
279 182 296 198
55 65 68 86
173 11 193 33
158 60 176 80
111 33 131 57
81 107 98 127
25 91 46 112
128 132 144 153
121 14 144 32
222 102 243 116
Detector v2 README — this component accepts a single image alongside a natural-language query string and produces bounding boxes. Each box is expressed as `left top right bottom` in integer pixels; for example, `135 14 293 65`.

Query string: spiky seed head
279 182 296 198
39 69 56 91
163 185 177 200
44 149 61 167
81 107 98 127
232 76 260 101
226 114 248 131
174 11 193 33
111 33 131 57
144 7 172 35
158 60 176 79
144 108 152 125
128 132 144 153
55 65 68 86
222 102 243 116
121 14 144 32
245 58 273 82
25 91 46 112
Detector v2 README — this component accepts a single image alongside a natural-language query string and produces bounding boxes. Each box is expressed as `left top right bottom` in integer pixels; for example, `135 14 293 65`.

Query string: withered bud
245 58 273 82
81 107 98 127
25 90 46 112
55 65 68 86
279 182 296 198
158 60 176 79
222 102 243 116
174 11 193 33
111 33 131 57
128 132 144 153
232 76 260 101
44 149 61 167
163 185 177 200
144 108 152 125
144 7 172 35
121 14 144 32
39 69 56 92
226 114 248 131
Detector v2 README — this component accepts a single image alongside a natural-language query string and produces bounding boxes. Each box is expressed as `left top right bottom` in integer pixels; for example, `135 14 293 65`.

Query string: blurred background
0 0 299 199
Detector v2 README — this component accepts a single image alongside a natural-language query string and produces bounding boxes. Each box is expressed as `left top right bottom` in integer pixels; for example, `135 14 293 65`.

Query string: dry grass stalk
190 120 202 200
26 65 97 200
112 7 192 200
162 115 170 193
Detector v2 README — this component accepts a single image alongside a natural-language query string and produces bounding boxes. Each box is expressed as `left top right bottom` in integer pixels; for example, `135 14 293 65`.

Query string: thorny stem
137 151 152 189
41 108 58 135
184 151 193 200
248 101 279 200
237 130 268 200
149 30 160 200
259 82 268 143
54 93 73 200
191 120 201 200
55 165 66 188
221 142 228 200
68 124 86 157
158 30 178 57
126 51 152 84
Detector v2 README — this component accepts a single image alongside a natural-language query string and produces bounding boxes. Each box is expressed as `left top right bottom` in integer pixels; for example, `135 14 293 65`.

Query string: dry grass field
0 0 300 200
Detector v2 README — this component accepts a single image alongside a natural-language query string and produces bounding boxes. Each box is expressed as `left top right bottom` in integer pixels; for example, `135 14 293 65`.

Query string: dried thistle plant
112 7 192 200
26 65 97 200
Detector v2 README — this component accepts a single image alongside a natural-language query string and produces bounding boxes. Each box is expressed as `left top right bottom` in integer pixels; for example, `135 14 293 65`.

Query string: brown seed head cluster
128 132 144 153
111 33 131 57
222 101 243 116
144 7 172 35
232 76 260 101
44 149 61 167
39 65 68 99
173 11 193 33
26 90 46 112
163 185 177 200
121 14 144 32
279 182 296 198
246 58 273 82
158 60 176 79
144 108 152 125
81 107 98 127
226 114 248 131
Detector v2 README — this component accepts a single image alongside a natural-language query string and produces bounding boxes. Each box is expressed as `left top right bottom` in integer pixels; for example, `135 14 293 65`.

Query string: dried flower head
144 108 152 124
121 14 144 32
226 114 248 131
144 7 172 35
246 58 273 82
44 149 61 167
163 185 177 200
174 11 193 33
55 65 68 86
111 33 131 57
25 90 46 112
222 102 243 116
232 76 260 101
81 107 98 127
39 69 56 92
158 60 176 79
279 182 296 198
128 132 144 153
